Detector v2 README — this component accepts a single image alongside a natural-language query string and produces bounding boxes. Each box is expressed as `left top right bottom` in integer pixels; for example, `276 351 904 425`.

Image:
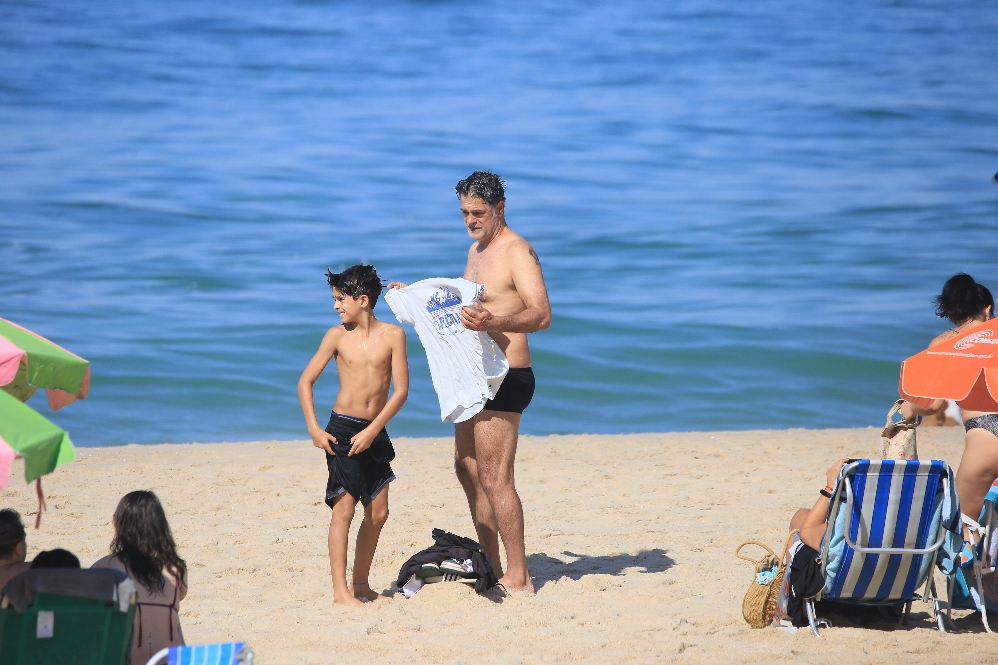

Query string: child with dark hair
92 491 187 665
31 548 81 569
0 508 30 588
299 263 409 607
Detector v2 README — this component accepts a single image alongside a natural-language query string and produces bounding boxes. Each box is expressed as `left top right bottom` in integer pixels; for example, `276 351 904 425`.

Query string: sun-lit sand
3 426 998 663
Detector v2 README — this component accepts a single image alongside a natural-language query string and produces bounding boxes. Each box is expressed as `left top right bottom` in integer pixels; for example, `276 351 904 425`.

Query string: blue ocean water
1 1 996 446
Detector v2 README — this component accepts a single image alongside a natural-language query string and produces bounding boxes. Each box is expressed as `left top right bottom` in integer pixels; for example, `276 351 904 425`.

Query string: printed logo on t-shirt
426 288 464 337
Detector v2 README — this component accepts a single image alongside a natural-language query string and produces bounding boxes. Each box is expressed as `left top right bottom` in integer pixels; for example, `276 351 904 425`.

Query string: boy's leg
351 484 390 601
329 492 365 607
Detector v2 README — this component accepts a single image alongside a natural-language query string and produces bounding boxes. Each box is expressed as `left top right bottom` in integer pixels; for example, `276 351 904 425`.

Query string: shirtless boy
389 172 551 591
298 264 408 607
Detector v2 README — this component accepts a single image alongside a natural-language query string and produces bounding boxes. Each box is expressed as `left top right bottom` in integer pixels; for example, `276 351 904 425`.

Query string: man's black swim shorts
483 367 535 414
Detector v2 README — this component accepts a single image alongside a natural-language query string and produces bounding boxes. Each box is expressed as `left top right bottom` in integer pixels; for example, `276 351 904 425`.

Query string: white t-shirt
385 278 508 423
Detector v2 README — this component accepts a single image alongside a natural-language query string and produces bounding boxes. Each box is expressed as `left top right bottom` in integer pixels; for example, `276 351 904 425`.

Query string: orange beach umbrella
899 318 998 412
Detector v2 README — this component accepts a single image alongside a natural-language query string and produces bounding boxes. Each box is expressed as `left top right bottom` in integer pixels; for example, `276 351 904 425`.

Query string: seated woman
901 273 996 527
789 459 848 550
92 491 187 665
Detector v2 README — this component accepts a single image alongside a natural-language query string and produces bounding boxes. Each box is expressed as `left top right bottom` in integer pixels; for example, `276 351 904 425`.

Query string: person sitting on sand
789 459 848 550
901 273 996 527
0 508 31 589
92 491 187 665
298 264 409 607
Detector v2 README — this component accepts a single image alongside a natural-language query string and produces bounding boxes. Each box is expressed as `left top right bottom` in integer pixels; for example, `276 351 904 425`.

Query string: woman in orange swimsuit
92 491 187 665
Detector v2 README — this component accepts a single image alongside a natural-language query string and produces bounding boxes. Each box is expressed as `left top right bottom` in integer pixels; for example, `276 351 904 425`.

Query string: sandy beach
3 426 997 664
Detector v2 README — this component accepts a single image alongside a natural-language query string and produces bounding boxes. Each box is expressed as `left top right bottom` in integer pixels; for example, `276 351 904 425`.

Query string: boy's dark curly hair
326 264 383 307
455 171 506 206
934 273 994 325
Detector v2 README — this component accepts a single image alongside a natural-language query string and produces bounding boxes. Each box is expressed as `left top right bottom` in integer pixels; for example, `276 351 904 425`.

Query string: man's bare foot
350 581 386 602
497 574 534 593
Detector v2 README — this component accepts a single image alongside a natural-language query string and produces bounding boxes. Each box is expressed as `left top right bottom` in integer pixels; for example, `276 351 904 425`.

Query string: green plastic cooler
0 568 136 665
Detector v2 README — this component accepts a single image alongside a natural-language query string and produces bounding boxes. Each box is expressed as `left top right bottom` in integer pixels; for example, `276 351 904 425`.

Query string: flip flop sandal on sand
421 575 444 584
439 572 478 583
417 564 443 578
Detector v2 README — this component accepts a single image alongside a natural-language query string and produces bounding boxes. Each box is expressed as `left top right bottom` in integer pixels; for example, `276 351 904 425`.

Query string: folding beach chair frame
956 494 996 633
808 460 952 637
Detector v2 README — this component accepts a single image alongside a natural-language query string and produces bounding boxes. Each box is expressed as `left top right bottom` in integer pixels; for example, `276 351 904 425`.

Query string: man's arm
349 327 409 455
461 243 552 333
297 328 340 454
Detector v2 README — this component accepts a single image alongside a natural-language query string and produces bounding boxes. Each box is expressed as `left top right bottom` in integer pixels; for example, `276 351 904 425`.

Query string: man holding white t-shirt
389 171 551 592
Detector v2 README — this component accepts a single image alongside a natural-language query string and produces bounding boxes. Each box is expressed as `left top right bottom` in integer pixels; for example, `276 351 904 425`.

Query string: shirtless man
393 171 550 591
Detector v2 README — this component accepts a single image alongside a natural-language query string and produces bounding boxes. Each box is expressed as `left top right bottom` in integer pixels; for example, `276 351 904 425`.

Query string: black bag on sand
396 528 500 594
787 543 825 627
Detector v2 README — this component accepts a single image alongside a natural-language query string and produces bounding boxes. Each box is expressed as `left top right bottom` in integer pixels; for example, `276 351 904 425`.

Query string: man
450 171 550 592
0 508 31 588
389 171 550 591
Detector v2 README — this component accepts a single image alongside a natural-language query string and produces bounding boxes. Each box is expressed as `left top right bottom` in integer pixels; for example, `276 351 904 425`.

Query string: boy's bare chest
335 338 392 369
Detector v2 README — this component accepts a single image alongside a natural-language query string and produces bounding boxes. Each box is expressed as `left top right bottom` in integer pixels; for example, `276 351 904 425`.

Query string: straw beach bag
735 531 797 629
881 399 919 460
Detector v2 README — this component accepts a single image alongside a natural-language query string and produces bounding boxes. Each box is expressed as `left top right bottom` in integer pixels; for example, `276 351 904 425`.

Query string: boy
298 264 408 607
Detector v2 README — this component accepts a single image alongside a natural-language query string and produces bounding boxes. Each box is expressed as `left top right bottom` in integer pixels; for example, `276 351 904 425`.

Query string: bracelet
819 486 833 499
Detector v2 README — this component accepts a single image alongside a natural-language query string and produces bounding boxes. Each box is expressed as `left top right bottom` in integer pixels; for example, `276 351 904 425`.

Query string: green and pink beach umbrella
0 317 89 518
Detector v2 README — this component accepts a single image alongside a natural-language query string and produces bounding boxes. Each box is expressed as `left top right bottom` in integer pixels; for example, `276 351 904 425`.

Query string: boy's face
332 288 368 323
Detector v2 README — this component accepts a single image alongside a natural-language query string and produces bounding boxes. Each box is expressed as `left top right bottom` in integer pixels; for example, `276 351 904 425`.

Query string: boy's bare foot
333 591 368 608
497 573 534 593
350 581 386 602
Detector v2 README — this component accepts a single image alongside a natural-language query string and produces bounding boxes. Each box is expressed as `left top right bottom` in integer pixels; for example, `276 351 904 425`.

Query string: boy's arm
349 327 409 456
298 328 340 454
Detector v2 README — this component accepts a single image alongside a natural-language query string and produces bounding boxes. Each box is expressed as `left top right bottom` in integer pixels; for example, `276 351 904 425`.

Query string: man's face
332 288 367 323
460 196 504 241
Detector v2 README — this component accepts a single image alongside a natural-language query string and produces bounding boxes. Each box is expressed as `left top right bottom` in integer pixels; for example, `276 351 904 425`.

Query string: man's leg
328 493 365 607
455 419 503 576
472 410 533 592
351 485 389 602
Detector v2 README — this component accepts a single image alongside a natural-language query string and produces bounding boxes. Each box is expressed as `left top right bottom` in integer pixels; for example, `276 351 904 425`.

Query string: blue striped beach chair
807 459 962 636
145 642 253 665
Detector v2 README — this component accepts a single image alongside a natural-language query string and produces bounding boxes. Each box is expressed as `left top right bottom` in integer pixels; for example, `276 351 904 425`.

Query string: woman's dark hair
455 171 506 206
111 491 186 594
934 273 994 325
326 264 383 307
